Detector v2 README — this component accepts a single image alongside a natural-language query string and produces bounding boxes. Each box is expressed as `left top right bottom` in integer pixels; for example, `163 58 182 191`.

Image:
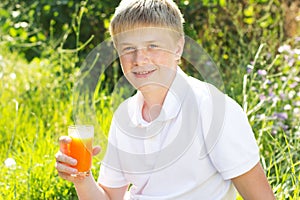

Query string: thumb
92 146 101 156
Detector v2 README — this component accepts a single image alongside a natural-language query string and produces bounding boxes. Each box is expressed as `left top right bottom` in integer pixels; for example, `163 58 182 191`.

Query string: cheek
119 55 132 73
150 50 176 65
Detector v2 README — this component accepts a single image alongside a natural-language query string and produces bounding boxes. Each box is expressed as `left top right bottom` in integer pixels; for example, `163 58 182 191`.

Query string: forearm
74 173 110 200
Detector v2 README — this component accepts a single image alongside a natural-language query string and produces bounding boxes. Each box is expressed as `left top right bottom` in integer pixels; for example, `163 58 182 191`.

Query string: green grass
1 38 299 199
0 2 299 197
0 43 115 199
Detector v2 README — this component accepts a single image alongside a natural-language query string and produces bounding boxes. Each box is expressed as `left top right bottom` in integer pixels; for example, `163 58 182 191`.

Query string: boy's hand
55 136 101 183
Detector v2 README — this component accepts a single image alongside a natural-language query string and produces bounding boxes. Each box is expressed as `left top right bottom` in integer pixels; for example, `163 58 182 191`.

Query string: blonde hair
110 0 185 39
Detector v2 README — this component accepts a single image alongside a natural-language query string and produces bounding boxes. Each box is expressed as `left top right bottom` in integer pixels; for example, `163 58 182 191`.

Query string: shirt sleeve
97 118 130 188
201 93 260 180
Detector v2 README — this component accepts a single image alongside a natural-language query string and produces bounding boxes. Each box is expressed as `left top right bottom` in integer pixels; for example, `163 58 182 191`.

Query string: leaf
244 17 255 25
244 6 254 17
37 33 46 41
43 5 51 12
9 27 17 37
219 0 227 7
29 36 37 43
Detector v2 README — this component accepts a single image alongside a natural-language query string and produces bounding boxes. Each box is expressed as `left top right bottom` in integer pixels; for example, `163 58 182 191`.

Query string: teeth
137 71 149 75
134 70 153 75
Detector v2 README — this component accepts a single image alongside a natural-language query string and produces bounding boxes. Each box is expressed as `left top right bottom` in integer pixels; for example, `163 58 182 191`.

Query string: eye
148 44 159 49
122 46 136 53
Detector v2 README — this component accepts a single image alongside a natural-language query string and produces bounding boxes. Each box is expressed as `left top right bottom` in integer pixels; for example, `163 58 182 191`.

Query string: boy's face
114 27 184 91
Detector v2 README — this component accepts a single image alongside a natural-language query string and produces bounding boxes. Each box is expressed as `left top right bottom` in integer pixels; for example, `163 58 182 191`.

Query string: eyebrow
119 42 134 46
119 40 160 46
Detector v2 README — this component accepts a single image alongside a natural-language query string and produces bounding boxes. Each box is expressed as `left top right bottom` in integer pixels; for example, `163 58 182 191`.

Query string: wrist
73 171 95 187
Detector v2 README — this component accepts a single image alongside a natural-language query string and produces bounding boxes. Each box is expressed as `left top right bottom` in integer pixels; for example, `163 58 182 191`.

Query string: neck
140 66 178 122
140 85 168 122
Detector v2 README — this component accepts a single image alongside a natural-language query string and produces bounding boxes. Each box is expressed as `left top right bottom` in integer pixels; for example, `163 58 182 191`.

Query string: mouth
132 69 156 78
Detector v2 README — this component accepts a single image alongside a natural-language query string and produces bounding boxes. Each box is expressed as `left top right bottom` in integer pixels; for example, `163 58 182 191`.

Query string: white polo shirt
98 68 260 200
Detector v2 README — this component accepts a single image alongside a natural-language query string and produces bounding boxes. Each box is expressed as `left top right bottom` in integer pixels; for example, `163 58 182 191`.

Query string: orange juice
67 125 94 175
68 137 93 173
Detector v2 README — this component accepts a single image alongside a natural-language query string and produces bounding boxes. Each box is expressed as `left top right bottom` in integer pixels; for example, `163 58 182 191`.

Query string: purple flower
269 92 275 98
290 82 298 88
288 58 295 67
246 64 253 73
274 112 288 120
268 88 275 97
259 94 266 101
277 121 289 131
279 92 286 100
282 124 289 131
257 69 267 76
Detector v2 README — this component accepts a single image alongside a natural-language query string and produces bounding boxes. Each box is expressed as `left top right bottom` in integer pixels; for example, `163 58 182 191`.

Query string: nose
134 48 149 66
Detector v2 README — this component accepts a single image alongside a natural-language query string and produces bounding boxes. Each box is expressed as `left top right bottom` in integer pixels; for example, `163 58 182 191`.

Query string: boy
55 0 275 199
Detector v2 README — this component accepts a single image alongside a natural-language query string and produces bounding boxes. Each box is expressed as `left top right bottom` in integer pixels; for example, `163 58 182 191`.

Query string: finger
55 151 77 166
92 146 101 156
59 136 71 153
57 171 73 181
59 136 72 144
55 161 78 174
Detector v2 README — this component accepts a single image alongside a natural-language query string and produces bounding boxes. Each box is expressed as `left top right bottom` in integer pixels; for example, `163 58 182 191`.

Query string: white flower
284 104 292 110
12 10 21 18
9 73 16 80
4 158 16 169
278 44 291 53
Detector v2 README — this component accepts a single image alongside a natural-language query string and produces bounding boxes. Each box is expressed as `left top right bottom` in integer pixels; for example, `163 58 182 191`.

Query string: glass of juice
67 125 94 177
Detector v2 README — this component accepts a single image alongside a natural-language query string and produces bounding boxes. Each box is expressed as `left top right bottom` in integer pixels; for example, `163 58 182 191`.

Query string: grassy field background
0 0 299 199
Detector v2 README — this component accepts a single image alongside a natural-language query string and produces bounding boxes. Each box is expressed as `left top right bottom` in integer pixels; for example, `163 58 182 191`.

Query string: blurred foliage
178 0 286 101
0 0 118 58
0 0 292 102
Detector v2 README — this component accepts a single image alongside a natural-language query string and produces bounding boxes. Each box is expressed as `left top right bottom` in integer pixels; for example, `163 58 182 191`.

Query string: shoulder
185 75 243 110
185 75 229 109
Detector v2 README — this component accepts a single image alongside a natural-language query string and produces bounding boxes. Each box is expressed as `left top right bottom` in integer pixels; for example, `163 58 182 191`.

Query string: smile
133 69 156 77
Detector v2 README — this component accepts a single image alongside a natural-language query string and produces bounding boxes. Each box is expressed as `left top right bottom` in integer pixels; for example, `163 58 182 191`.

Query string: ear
174 36 185 61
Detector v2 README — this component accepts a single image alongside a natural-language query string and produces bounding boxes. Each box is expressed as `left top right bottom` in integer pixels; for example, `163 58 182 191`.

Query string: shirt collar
129 67 190 127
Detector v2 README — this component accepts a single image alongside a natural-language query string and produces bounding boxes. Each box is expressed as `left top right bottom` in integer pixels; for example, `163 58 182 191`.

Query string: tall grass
0 1 299 199
0 43 115 199
242 40 300 199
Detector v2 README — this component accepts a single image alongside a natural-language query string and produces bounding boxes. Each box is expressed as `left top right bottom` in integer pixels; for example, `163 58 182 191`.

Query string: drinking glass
67 125 94 176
